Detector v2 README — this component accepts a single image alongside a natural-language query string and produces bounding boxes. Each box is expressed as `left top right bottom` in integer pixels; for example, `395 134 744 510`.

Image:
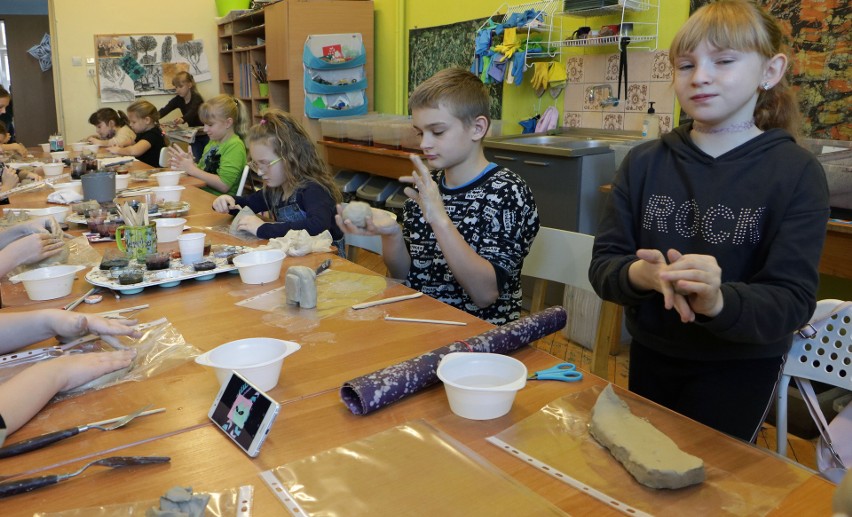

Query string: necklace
692 119 756 134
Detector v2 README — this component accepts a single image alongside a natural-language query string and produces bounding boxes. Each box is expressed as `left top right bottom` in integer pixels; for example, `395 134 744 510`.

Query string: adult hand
236 214 264 236
335 203 400 237
50 311 141 340
400 154 448 226
168 144 194 172
632 248 695 323
54 349 137 392
4 233 63 265
212 195 238 213
660 249 724 318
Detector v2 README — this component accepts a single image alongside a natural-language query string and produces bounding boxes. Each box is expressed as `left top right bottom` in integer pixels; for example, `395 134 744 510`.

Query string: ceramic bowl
150 170 183 187
9 265 86 301
151 186 185 203
195 338 301 391
42 163 65 177
232 249 285 284
436 352 527 420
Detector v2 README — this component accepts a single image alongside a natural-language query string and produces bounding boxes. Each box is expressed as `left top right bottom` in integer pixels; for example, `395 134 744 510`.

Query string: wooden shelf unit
217 0 374 133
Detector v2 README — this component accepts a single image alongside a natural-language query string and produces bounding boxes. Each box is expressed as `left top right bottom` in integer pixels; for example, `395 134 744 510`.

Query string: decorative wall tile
563 112 582 128
566 57 584 83
630 51 653 83
564 84 584 111
625 83 649 112
649 82 675 113
581 111 602 128
659 114 673 134
584 54 606 83
624 113 645 132
603 113 624 130
651 51 671 80
605 54 619 81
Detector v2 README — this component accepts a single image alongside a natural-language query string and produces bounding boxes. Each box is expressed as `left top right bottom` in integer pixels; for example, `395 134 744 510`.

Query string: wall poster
95 33 211 103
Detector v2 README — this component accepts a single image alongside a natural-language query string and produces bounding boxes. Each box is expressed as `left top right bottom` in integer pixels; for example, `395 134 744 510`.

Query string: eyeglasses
247 157 282 172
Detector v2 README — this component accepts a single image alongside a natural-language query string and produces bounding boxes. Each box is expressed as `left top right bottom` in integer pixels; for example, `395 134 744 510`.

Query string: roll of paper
340 306 567 415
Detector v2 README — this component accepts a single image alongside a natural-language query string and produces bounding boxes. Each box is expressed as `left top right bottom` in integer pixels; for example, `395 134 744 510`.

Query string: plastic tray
85 251 247 294
66 202 190 225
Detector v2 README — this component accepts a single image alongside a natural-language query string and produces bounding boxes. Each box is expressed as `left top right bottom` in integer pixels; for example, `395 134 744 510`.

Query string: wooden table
821 220 852 280
0 184 836 516
3 347 835 516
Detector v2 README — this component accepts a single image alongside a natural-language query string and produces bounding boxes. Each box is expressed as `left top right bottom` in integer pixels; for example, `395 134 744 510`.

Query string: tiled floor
349 248 819 471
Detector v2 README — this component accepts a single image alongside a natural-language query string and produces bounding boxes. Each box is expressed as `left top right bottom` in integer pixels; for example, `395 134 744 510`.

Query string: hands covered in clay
2 232 64 266
212 194 240 214
335 202 400 237
630 248 723 323
1 165 19 191
53 349 137 393
49 311 142 341
401 154 448 226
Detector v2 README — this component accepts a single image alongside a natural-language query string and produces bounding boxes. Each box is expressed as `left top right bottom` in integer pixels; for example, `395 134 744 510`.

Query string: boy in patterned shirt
337 68 539 324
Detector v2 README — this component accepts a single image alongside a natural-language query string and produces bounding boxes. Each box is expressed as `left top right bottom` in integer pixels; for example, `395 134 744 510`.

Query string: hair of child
0 86 9 100
88 107 130 127
126 99 160 124
246 108 341 214
172 71 201 97
199 94 249 140
668 0 799 137
0 120 7 136
408 67 491 130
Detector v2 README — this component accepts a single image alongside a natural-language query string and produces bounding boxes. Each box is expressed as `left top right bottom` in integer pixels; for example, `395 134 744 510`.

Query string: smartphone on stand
208 371 280 457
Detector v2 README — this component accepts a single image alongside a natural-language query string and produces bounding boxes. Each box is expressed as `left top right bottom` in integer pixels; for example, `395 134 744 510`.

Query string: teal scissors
527 363 583 382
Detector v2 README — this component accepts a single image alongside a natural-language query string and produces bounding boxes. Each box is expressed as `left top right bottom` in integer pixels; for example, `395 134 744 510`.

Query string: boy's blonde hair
245 109 340 216
408 67 490 129
172 71 200 97
126 100 159 124
199 94 248 140
669 0 798 135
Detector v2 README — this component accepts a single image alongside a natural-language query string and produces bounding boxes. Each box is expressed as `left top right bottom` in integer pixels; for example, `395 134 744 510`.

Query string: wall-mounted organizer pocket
305 91 368 119
303 33 367 118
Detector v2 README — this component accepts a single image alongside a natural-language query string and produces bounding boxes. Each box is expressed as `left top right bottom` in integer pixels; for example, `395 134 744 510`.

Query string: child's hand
335 204 400 236
174 117 185 125
168 144 194 171
401 154 448 226
235 214 264 236
212 195 238 213
4 233 64 265
659 249 724 318
1 166 19 190
53 349 137 392
106 145 122 155
86 136 102 145
632 248 695 323
49 311 141 340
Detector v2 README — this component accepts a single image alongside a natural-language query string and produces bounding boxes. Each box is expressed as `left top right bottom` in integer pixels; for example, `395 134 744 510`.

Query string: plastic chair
521 226 622 379
235 165 251 196
158 147 169 168
777 299 852 457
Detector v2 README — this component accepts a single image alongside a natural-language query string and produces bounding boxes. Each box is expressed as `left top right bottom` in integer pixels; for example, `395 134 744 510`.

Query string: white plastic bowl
52 181 83 196
39 143 51 153
50 151 69 161
232 249 286 284
115 174 130 190
154 217 187 243
9 265 86 301
150 170 183 187
150 185 185 203
3 206 70 224
436 352 527 420
42 163 65 177
84 144 100 155
71 142 86 152
195 337 301 391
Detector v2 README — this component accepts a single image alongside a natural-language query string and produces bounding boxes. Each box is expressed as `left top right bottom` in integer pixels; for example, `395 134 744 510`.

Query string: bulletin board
94 33 212 103
409 18 503 120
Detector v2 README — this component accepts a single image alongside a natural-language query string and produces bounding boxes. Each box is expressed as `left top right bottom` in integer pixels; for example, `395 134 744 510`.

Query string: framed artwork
95 33 211 103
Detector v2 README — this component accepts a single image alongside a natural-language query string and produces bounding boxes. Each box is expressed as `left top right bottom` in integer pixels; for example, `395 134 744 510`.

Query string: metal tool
0 456 170 498
0 347 70 368
527 363 583 382
0 405 164 459
315 258 332 276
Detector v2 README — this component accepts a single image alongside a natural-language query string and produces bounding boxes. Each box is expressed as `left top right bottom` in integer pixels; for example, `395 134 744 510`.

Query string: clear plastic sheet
260 420 566 516
488 386 813 516
33 485 253 516
236 269 387 319
197 225 261 243
0 319 200 400
7 234 102 277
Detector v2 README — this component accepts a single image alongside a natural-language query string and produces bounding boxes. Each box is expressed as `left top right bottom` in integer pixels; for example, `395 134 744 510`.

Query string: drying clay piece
285 265 317 309
229 206 256 236
146 486 210 517
342 201 372 229
589 384 705 489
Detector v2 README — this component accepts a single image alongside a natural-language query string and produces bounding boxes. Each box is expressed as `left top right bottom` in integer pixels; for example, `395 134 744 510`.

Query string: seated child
107 100 166 167
212 109 344 251
168 95 247 196
87 108 136 148
337 68 539 324
0 310 139 436
0 121 27 156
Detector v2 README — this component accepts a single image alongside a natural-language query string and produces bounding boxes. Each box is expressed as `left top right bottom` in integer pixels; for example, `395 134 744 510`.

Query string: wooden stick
383 315 467 326
351 292 423 310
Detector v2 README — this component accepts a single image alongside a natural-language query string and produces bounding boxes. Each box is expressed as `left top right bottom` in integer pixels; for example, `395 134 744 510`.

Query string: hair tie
260 119 267 125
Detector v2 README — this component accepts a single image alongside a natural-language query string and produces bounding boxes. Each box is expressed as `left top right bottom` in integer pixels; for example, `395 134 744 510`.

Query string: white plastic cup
39 143 51 153
155 217 187 243
177 232 205 264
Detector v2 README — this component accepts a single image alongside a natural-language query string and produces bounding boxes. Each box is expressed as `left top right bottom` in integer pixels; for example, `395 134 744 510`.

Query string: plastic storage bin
356 175 398 204
800 138 852 214
334 170 369 202
373 119 411 150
